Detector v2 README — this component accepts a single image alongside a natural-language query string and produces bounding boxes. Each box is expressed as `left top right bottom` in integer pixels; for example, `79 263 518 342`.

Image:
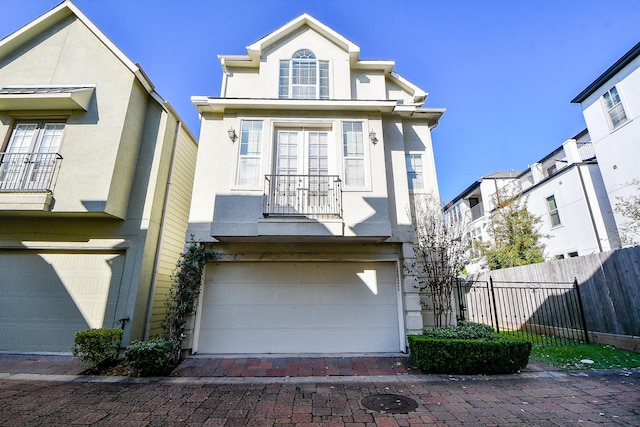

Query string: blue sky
2 1 640 203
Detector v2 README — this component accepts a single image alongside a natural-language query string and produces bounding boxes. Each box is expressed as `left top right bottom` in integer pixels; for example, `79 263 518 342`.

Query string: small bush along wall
124 338 177 377
408 335 532 375
72 328 123 370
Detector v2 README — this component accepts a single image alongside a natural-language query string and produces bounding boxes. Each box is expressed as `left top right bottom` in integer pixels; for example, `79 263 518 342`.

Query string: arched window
279 49 329 99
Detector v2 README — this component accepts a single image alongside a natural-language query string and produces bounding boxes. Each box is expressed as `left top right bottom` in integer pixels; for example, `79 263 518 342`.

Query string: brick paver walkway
1 354 639 426
172 356 419 377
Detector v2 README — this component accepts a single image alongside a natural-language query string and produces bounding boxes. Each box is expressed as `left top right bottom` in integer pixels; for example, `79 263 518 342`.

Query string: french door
270 128 338 215
0 121 64 191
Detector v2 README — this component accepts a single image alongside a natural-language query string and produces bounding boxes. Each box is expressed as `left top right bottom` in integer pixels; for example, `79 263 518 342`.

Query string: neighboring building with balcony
444 171 520 273
445 131 619 272
187 14 444 354
572 41 640 246
0 2 198 352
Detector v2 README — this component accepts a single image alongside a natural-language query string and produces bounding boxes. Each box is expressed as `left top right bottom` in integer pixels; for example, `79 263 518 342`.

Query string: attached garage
0 251 124 352
195 261 402 354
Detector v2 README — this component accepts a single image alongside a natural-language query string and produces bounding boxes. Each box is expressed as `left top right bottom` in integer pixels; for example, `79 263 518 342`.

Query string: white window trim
546 194 562 229
233 119 264 191
602 85 629 130
278 50 331 100
405 152 426 193
341 120 372 191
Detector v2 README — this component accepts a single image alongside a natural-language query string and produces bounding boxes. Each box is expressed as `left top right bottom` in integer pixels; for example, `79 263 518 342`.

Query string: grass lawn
499 332 640 370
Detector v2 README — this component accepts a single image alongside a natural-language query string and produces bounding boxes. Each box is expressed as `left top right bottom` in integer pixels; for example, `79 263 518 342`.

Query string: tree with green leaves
481 189 546 270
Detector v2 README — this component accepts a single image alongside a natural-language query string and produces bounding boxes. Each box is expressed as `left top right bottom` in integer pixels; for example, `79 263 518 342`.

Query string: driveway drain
361 394 418 414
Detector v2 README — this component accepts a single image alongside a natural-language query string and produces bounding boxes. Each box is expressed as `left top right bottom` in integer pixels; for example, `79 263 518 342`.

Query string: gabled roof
0 0 156 95
218 13 427 104
219 13 360 68
571 41 640 103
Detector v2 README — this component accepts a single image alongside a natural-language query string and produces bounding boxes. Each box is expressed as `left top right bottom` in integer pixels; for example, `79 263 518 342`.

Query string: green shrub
408 335 532 375
72 328 123 369
124 338 177 377
422 321 496 340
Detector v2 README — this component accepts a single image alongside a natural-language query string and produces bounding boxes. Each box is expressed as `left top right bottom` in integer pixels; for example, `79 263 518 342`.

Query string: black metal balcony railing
0 152 63 192
263 174 342 217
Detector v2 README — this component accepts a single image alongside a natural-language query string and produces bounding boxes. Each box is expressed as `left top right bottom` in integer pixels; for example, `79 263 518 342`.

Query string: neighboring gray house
187 14 445 354
0 1 198 352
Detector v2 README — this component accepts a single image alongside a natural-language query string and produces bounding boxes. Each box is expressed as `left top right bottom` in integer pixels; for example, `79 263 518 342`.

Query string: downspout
577 164 603 253
143 111 181 339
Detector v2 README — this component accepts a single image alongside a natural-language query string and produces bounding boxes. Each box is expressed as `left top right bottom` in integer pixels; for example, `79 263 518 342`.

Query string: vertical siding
148 124 198 337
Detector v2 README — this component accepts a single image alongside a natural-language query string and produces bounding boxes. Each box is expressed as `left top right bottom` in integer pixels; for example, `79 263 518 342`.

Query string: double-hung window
236 120 263 186
406 154 424 191
546 195 561 227
603 86 627 128
342 122 365 187
279 49 329 99
0 120 64 191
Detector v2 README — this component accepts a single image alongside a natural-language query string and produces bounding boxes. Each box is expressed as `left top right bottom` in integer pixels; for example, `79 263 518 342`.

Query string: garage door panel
198 262 401 354
198 328 400 354
0 252 123 352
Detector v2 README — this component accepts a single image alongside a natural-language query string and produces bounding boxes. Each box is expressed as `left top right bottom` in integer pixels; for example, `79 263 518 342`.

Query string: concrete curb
0 370 572 384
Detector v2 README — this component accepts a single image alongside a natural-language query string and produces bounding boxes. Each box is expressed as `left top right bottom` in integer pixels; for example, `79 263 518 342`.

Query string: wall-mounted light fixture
369 129 378 144
228 127 238 143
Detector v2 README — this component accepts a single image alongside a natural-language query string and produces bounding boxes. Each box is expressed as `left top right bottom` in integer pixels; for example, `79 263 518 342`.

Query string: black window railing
0 152 63 192
263 174 342 217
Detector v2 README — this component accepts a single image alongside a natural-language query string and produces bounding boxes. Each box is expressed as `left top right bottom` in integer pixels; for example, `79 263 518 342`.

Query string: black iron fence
456 277 589 346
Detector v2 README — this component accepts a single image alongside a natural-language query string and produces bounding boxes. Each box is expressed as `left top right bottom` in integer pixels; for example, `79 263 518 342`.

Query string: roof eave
571 41 640 103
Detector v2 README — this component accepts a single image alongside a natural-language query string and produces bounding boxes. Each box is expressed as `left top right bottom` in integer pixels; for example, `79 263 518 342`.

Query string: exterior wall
189 16 443 350
578 55 640 240
0 5 198 350
524 163 616 258
225 28 353 99
148 123 199 337
0 16 140 218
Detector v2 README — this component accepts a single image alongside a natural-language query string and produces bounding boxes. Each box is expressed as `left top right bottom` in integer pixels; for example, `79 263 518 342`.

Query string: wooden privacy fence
460 246 640 349
456 277 590 346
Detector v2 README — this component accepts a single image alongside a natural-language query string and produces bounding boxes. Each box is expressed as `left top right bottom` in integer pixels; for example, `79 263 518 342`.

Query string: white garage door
196 261 401 354
0 251 123 352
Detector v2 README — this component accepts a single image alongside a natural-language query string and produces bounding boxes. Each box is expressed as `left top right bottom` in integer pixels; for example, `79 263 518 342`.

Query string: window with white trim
546 195 561 227
603 86 627 128
406 154 424 191
236 120 263 186
279 49 329 99
342 122 365 187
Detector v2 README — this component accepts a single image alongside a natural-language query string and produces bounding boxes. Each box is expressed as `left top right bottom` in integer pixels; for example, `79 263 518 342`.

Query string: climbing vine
162 239 216 364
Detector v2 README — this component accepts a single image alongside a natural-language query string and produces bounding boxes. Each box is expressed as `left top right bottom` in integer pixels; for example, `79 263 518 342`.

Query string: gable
219 13 427 104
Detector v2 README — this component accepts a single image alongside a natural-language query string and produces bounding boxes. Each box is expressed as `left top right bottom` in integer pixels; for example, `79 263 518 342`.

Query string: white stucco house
187 14 444 354
445 130 619 272
0 1 198 352
572 41 640 246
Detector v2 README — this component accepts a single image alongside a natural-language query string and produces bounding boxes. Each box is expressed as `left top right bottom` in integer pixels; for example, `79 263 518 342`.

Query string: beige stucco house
0 1 198 352
187 14 444 354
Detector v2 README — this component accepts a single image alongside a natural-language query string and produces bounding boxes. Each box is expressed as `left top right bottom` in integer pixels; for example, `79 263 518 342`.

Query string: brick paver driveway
1 369 639 426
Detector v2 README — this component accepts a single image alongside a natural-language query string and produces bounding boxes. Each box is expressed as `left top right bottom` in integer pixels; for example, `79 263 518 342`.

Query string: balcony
469 203 484 221
577 142 595 161
0 152 62 211
263 174 342 217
